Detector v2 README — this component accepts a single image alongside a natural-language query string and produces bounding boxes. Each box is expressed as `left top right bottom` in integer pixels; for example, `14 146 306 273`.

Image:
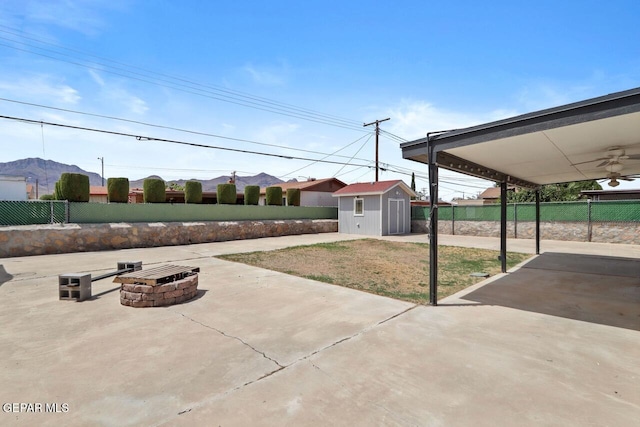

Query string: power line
333 134 373 177
0 114 378 169
280 133 373 178
0 97 373 162
0 26 366 131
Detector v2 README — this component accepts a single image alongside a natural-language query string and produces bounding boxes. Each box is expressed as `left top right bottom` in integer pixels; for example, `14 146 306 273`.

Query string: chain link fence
412 200 639 223
0 200 68 226
0 201 337 226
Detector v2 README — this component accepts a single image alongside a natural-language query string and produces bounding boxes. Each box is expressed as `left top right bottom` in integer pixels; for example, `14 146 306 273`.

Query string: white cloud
383 99 493 141
88 70 105 87
243 63 288 86
18 0 130 36
253 122 300 145
0 75 81 104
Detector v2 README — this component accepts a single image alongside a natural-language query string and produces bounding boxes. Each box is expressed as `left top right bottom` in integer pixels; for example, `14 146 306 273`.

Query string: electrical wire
0 26 366 131
0 97 374 162
332 134 373 177
280 133 373 178
0 114 378 169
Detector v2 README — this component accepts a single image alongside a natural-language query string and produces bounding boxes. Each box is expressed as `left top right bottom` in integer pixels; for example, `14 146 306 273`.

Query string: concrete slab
170 305 639 426
1 233 639 426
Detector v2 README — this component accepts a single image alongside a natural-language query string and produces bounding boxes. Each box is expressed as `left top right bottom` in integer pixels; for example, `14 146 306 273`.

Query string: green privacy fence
412 200 640 223
69 203 337 223
0 201 337 226
0 200 67 225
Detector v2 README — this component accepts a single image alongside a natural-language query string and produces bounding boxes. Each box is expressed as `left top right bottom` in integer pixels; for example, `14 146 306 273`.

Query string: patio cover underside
400 87 640 305
401 87 640 188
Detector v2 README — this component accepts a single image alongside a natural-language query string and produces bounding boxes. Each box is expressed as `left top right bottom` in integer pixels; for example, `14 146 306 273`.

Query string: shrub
40 194 55 200
265 186 283 206
286 188 301 206
185 180 203 204
244 185 260 205
217 183 237 204
143 178 166 203
53 181 61 200
107 177 129 203
58 173 90 202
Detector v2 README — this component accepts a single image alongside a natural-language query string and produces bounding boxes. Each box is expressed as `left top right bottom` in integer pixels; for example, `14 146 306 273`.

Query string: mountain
131 172 287 192
0 158 287 194
0 158 103 194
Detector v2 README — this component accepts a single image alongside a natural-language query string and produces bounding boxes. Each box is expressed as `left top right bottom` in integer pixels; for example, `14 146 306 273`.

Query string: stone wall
412 220 640 245
0 219 338 258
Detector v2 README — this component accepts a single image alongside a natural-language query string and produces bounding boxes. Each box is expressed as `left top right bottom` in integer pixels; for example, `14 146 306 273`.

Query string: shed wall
337 195 381 235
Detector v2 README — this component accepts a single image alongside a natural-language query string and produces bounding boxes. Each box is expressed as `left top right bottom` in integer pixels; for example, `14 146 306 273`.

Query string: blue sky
1 0 639 198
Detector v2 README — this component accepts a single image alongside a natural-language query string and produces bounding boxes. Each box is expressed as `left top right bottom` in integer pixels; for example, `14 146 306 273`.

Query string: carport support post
428 140 439 306
535 189 540 255
500 181 507 273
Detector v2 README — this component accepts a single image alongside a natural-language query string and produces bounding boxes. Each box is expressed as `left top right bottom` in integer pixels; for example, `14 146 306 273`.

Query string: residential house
259 178 347 206
580 189 640 201
0 175 27 201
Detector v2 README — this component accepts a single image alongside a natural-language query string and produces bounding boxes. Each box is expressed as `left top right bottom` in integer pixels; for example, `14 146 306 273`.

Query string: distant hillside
0 158 288 194
0 158 103 193
130 172 286 192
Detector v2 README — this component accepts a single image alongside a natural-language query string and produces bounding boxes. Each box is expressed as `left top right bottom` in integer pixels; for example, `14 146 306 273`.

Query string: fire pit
114 265 199 308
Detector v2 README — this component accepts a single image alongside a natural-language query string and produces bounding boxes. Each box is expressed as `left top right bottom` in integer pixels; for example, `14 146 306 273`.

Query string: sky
1 0 639 199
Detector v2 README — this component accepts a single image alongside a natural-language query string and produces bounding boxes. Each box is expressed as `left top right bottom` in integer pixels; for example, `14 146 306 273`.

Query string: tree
410 173 416 200
166 182 185 191
507 180 602 203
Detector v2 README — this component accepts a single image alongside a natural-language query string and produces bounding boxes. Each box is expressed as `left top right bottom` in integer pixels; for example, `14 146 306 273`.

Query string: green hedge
107 177 129 203
244 185 260 205
58 173 90 202
265 186 283 206
185 181 203 204
286 188 301 206
217 183 237 204
143 178 166 203
53 181 61 200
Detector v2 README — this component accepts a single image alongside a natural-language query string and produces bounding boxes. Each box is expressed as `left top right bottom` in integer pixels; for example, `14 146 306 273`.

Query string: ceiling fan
599 172 637 187
572 146 640 167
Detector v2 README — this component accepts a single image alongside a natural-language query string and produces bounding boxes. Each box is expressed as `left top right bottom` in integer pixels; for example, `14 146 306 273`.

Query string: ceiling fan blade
596 160 611 167
570 157 608 166
620 177 635 181
626 154 640 160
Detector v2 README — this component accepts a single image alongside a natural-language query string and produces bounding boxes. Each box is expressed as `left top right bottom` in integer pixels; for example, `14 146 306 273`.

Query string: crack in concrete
288 304 419 367
175 312 284 369
165 304 418 424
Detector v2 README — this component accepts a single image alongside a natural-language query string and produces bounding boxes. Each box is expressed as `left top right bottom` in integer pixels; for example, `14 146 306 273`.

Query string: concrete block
117 261 142 272
59 273 91 302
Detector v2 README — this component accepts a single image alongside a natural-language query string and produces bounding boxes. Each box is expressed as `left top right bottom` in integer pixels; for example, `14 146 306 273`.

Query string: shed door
389 199 405 234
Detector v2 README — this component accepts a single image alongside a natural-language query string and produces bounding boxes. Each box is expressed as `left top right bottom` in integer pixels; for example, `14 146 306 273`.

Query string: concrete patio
0 233 638 426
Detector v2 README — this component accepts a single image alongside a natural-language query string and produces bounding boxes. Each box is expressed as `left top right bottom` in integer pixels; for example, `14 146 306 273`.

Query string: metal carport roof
400 86 640 305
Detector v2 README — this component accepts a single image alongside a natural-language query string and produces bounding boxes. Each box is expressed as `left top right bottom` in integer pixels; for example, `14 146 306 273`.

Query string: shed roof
332 180 417 198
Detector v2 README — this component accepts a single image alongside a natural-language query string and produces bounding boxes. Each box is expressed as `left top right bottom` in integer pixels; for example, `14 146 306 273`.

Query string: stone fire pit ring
115 265 199 308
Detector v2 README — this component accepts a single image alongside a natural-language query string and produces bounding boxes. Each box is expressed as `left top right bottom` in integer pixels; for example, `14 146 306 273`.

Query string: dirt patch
218 239 531 304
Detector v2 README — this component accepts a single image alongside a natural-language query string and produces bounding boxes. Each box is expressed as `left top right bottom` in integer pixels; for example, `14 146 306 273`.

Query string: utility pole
363 117 390 182
97 157 104 186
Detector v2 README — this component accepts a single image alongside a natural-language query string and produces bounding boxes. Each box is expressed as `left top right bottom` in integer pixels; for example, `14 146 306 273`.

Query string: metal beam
436 151 539 189
535 189 541 255
500 181 507 273
428 138 439 306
